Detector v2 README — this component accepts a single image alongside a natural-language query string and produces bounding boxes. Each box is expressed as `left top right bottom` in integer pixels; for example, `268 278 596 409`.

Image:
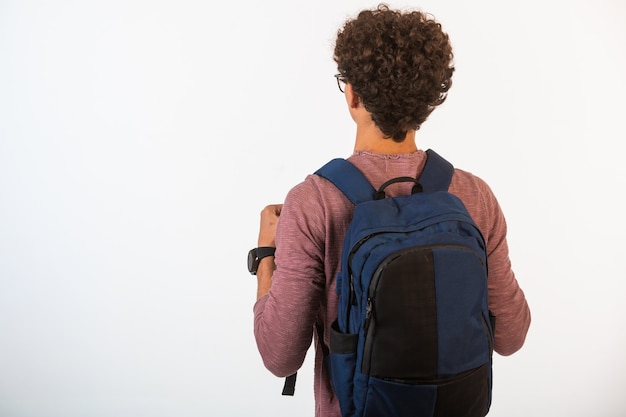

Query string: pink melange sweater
254 150 531 417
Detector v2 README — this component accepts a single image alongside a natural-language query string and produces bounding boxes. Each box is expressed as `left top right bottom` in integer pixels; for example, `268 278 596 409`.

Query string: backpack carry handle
314 149 454 204
375 176 423 200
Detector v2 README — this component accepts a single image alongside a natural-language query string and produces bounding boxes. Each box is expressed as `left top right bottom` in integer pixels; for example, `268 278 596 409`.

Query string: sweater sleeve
253 180 326 377
483 189 531 355
454 173 531 356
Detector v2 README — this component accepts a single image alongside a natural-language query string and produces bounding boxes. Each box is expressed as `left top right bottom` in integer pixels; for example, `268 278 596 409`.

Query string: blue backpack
314 149 495 417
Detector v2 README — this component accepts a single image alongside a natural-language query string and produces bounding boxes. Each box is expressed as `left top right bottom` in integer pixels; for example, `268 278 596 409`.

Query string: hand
258 204 283 247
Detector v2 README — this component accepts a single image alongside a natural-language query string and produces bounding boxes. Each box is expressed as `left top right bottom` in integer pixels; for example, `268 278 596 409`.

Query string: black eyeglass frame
334 74 347 93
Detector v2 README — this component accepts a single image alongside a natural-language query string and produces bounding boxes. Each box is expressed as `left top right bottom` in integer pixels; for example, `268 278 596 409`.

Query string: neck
353 124 418 154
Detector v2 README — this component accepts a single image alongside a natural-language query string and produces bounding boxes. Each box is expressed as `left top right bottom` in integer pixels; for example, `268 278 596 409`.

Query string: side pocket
329 320 358 417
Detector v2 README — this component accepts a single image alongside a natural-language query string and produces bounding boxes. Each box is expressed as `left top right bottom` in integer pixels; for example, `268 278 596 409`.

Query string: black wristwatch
247 247 276 275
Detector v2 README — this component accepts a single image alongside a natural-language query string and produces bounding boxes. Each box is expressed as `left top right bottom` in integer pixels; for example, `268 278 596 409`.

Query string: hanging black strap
281 324 328 396
282 373 297 396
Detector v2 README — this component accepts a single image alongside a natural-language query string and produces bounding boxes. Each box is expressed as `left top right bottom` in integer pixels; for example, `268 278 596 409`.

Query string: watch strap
256 246 276 259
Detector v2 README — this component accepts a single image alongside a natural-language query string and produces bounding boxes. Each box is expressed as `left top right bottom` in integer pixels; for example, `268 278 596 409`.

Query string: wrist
247 246 276 275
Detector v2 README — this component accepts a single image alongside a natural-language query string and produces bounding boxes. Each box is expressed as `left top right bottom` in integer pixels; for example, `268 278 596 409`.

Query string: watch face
247 248 259 275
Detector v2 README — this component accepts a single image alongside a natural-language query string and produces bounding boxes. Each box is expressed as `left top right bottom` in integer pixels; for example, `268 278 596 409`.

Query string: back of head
334 4 454 142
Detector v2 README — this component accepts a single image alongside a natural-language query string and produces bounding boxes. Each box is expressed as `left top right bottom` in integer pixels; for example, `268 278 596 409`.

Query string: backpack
314 149 495 417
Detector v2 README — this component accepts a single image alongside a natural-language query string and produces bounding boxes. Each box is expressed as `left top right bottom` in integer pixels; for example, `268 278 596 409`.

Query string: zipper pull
349 275 357 305
364 298 373 333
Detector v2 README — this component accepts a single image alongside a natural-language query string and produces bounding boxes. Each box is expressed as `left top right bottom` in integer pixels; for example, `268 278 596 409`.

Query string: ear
345 83 361 109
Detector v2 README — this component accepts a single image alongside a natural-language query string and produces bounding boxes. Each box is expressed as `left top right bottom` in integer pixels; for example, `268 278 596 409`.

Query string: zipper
362 296 374 374
363 297 373 333
346 234 376 310
367 243 486 300
346 225 484 313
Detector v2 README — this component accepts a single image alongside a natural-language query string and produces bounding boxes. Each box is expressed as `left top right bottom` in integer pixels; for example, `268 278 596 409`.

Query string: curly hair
334 4 454 142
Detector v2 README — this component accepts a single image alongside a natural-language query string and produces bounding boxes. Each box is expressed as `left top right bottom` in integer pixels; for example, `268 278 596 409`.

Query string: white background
1 0 625 416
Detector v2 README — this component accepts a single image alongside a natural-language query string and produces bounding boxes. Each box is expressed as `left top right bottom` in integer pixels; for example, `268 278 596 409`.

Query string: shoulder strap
314 150 454 202
420 149 454 192
314 158 376 205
